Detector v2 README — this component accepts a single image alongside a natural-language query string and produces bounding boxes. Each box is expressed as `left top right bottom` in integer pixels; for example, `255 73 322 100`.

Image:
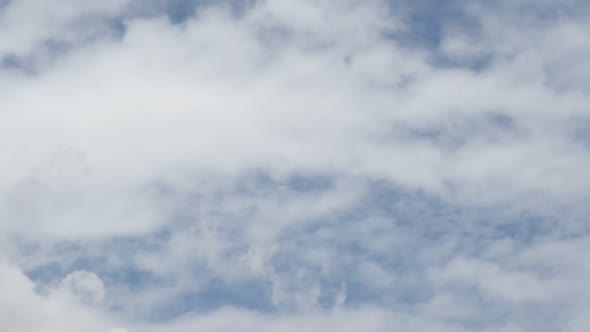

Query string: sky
1 0 590 331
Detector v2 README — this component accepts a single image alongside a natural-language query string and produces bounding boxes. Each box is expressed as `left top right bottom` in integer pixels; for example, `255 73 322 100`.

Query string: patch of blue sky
146 278 276 321
127 0 254 23
383 0 493 69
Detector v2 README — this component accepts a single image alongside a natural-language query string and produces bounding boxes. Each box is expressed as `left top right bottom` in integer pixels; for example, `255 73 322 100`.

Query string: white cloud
57 270 106 305
0 259 120 332
0 0 589 331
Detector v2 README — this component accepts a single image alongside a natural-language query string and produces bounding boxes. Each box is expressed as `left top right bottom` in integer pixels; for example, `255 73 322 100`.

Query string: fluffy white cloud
0 259 120 332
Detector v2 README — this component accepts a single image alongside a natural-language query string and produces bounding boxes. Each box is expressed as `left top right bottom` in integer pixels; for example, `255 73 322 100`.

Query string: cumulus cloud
0 0 589 331
57 269 106 305
0 259 119 332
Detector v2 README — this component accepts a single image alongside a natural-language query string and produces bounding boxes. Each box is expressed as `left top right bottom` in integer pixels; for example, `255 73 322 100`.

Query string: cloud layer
1 0 589 331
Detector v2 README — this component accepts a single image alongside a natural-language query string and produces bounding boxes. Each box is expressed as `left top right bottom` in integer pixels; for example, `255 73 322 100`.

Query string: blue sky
1 1 590 331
